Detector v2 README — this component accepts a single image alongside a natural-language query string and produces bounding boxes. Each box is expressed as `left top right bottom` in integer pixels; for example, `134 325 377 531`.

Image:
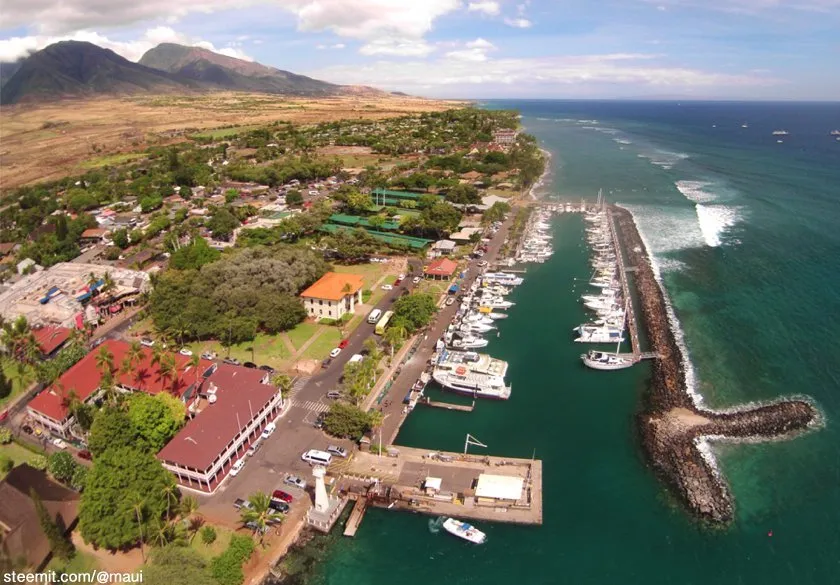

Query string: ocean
312 101 840 585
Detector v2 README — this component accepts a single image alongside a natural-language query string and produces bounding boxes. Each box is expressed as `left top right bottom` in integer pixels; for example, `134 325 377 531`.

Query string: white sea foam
613 138 633 145
695 204 741 248
637 150 690 170
621 204 706 253
616 204 701 405
675 180 717 204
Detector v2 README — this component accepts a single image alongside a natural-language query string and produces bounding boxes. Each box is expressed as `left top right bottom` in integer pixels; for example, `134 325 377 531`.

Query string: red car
393 278 402 286
78 450 92 460
338 339 349 349
272 489 294 503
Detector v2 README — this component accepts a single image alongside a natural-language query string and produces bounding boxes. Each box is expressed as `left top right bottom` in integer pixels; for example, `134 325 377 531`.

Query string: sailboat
580 299 637 370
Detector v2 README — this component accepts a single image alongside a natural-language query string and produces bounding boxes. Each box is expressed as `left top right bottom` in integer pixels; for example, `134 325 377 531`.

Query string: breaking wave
637 150 690 170
675 180 742 247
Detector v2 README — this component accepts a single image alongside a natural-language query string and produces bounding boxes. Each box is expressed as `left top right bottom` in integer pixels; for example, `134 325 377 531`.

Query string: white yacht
450 336 489 350
581 350 636 370
575 326 625 344
432 350 511 399
443 518 486 544
482 272 524 286
458 322 496 334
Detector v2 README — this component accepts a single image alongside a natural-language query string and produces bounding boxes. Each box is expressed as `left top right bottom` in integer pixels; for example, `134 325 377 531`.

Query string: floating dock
419 397 475 412
343 496 368 537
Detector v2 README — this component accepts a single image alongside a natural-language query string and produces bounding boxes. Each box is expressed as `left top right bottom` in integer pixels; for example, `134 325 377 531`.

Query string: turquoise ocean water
314 101 840 585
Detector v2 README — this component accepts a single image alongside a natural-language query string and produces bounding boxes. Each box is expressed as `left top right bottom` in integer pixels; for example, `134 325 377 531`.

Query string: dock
607 210 642 357
343 496 368 537
419 397 475 412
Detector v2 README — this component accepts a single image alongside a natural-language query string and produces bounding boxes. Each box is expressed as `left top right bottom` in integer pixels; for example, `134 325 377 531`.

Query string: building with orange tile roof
424 258 458 280
300 272 364 320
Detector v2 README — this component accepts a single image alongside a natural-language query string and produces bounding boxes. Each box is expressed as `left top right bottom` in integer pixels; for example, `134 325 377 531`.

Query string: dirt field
0 92 460 190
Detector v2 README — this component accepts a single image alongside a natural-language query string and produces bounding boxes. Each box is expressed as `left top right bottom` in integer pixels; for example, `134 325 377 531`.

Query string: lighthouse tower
312 465 329 513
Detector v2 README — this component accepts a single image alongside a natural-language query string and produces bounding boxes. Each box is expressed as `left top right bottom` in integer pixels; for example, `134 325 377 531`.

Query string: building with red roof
26 339 213 438
157 364 283 493
31 325 71 357
424 258 459 280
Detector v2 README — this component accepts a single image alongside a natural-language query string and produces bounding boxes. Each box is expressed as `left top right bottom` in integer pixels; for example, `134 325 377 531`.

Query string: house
78 228 109 246
118 249 159 270
431 240 457 257
31 325 71 358
0 242 17 261
0 464 80 570
448 227 484 243
492 129 518 146
26 339 213 438
459 171 483 182
300 272 364 320
424 258 458 280
157 364 283 494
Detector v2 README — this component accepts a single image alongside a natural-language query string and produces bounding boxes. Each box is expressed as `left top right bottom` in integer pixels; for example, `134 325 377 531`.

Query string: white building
300 272 364 320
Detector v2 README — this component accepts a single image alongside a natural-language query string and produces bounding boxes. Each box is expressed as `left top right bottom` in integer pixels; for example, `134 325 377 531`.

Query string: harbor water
312 101 840 585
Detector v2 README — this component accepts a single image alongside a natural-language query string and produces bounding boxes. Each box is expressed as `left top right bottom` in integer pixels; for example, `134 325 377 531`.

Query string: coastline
611 204 819 523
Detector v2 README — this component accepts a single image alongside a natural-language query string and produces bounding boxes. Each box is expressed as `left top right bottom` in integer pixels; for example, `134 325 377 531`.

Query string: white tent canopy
474 474 523 501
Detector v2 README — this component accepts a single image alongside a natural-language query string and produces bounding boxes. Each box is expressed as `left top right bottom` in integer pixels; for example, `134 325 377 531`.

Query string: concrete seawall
611 205 819 523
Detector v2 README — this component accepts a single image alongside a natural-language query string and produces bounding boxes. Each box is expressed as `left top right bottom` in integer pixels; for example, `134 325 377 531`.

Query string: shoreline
611 204 819 523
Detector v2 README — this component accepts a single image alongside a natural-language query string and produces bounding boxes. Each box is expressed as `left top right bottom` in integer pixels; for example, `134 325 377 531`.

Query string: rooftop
474 473 524 500
300 272 364 301
27 339 212 422
157 364 277 471
424 257 458 277
31 325 71 355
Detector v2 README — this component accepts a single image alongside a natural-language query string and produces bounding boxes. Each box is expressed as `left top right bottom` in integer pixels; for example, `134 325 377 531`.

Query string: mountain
0 59 23 89
1 41 193 104
139 43 339 96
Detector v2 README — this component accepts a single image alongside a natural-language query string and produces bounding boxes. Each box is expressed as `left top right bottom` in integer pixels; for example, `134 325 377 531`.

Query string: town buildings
300 272 364 320
424 258 459 280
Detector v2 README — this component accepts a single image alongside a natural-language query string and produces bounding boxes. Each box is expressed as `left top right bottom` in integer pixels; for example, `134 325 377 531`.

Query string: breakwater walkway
611 205 819 523
606 207 641 356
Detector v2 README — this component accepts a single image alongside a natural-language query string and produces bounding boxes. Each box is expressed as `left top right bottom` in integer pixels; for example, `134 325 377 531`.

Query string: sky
1 0 839 100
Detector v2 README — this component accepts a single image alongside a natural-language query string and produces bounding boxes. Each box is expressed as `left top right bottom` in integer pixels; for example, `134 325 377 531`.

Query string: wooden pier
419 397 475 412
607 210 642 357
343 496 368 537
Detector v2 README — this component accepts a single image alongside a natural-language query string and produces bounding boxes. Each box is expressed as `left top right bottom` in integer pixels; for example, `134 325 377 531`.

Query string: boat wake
675 180 742 247
428 516 445 534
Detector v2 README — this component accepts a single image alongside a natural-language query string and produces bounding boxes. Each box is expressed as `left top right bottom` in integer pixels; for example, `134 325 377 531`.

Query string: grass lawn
1 358 36 407
287 322 319 351
0 442 44 477
185 333 292 369
332 262 394 288
302 328 342 360
47 549 99 573
417 279 449 298
80 152 145 169
189 523 234 561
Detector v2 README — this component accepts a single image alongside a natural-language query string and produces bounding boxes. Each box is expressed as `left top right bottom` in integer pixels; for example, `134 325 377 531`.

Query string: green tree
79 447 176 550
323 402 379 440
200 525 217 545
392 293 437 332
445 184 481 205
169 238 220 270
87 407 135 457
210 535 254 585
144 546 216 585
482 201 511 225
239 492 283 545
112 228 130 249
48 451 78 484
270 374 293 397
285 190 303 206
345 190 372 213
31 489 75 561
127 393 184 452
0 369 11 400
0 455 13 474
383 326 405 358
207 208 240 241
30 455 48 470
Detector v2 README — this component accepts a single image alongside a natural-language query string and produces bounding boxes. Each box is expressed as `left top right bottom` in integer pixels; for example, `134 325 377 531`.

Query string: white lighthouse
312 465 329 513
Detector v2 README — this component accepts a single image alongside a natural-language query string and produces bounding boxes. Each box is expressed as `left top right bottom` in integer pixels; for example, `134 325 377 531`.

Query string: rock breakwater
612 205 819 523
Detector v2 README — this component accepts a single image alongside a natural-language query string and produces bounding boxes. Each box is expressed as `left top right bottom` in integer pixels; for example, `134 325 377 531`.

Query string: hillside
0 41 193 104
139 43 339 96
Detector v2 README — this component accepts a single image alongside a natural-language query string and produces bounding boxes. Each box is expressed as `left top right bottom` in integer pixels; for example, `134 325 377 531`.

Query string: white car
179 348 193 356
381 284 393 291
412 276 421 285
52 438 67 449
140 338 155 347
230 458 246 477
261 422 276 439
398 273 406 280
329 348 342 358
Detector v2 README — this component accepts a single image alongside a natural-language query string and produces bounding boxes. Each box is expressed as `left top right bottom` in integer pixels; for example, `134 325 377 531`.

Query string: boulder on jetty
611 205 819 524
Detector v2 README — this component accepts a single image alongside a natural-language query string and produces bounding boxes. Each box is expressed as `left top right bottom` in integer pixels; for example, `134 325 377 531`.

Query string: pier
419 397 475 412
343 496 368 537
606 207 642 358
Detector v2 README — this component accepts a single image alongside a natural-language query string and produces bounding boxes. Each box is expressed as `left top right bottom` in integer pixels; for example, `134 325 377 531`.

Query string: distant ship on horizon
830 130 840 136
772 130 790 136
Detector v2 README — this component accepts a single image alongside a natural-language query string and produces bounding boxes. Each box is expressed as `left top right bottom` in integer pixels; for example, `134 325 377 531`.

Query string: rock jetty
611 205 819 523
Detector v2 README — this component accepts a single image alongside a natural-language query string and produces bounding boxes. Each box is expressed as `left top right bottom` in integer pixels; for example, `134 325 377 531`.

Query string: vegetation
209 535 255 585
323 402 383 440
144 545 217 585
200 525 217 545
391 293 437 333
126 393 186 452
239 492 283 545
47 451 79 485
483 201 511 225
32 489 76 561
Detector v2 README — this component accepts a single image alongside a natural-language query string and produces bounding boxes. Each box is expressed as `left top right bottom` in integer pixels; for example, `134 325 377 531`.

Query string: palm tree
132 500 146 562
179 495 198 519
240 492 284 546
187 516 205 543
150 344 164 368
383 327 405 359
149 520 185 548
187 354 201 390
159 353 179 392
94 346 114 378
121 340 144 377
271 374 293 398
161 483 179 522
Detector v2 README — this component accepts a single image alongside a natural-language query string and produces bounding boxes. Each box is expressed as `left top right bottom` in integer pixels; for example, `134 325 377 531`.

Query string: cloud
359 38 435 57
467 1 501 16
308 52 778 95
504 17 533 28
316 43 346 50
446 37 497 61
0 26 252 62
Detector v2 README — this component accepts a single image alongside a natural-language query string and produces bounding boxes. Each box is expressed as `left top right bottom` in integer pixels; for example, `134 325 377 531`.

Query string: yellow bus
375 310 394 335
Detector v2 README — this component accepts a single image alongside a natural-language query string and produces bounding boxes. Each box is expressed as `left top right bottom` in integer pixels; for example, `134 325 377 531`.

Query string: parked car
261 422 276 439
326 445 348 458
246 441 262 457
314 412 326 429
179 348 193 356
478 260 488 267
223 357 241 366
272 489 294 503
326 390 342 400
321 358 332 369
268 499 290 513
21 425 33 435
233 498 251 510
412 276 421 285
284 475 307 490
201 352 216 360
338 339 349 349
329 348 342 358
140 338 155 347
393 279 402 286
259 365 275 373
52 438 67 450
243 362 257 369
230 458 246 477
244 521 267 533
398 273 406 280
445 297 455 306
381 284 393 291
78 450 92 460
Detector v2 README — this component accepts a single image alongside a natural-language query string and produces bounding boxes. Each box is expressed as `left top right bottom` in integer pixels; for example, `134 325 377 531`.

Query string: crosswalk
294 400 330 413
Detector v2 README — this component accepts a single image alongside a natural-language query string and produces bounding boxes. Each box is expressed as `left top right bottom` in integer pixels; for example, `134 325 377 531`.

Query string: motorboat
575 326 625 344
432 349 511 399
450 335 489 350
442 518 486 544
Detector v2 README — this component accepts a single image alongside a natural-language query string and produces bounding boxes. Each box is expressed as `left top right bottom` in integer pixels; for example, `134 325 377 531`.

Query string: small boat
442 518 486 544
581 350 636 370
772 130 789 136
831 130 840 136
